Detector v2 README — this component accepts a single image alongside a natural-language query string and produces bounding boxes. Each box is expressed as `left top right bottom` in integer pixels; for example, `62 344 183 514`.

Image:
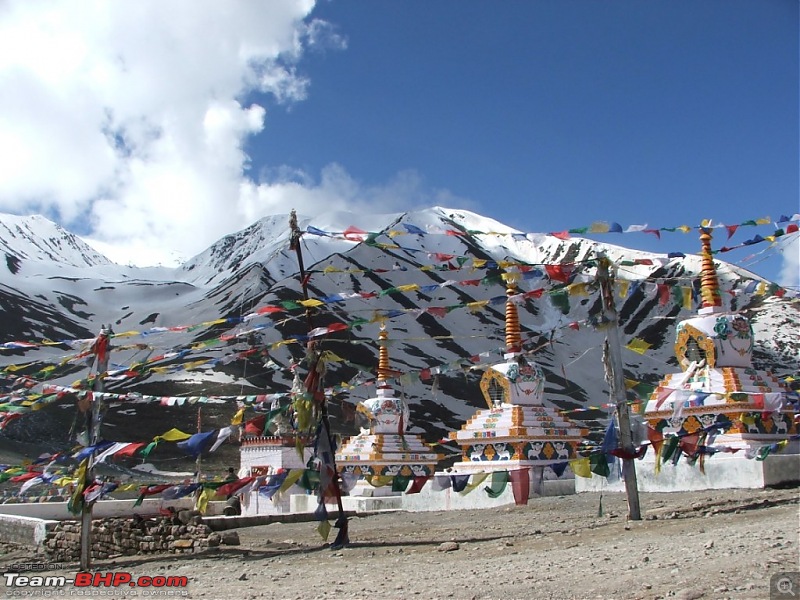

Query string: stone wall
41 512 239 561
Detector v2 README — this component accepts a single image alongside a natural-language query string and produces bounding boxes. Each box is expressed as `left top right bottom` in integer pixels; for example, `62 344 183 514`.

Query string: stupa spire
377 324 392 385
699 225 722 312
505 279 522 354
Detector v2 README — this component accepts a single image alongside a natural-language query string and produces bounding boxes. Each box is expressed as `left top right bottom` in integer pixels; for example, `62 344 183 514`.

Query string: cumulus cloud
0 0 399 267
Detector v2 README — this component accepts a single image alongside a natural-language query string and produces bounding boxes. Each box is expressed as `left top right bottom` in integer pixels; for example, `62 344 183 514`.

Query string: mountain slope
0 208 797 468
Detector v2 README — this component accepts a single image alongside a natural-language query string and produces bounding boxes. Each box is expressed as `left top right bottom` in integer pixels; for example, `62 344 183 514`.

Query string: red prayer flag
545 264 573 283
658 284 670 306
509 468 530 506
216 476 255 499
406 476 430 494
343 226 367 241
244 415 267 436
114 442 147 458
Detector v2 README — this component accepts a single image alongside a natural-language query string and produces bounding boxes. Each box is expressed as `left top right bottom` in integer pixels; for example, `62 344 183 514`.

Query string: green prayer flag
317 519 331 541
392 475 411 492
589 453 610 478
661 436 680 463
483 471 510 498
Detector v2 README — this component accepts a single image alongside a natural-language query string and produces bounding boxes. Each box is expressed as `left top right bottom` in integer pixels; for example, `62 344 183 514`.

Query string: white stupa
643 227 798 457
448 279 587 474
335 326 442 480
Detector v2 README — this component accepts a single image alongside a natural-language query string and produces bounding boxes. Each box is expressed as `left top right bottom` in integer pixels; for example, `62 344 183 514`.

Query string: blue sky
249 1 799 284
0 1 797 285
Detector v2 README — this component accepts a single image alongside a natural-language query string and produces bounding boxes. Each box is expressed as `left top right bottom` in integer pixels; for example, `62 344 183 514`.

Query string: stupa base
575 453 800 493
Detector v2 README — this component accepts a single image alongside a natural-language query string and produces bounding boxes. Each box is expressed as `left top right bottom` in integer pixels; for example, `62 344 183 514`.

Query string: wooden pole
195 407 202 483
79 325 111 570
596 255 642 521
289 210 349 547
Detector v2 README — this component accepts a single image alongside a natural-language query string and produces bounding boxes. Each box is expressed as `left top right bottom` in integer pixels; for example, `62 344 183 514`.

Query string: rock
675 589 704 600
438 542 459 552
172 539 193 549
206 533 221 547
220 531 240 546
177 510 200 525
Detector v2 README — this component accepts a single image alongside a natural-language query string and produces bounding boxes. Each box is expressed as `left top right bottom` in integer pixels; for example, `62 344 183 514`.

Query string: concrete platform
575 454 800 493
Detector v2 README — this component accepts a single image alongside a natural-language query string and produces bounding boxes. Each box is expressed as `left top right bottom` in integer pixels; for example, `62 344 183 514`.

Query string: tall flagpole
79 325 112 570
289 210 349 548
596 254 641 521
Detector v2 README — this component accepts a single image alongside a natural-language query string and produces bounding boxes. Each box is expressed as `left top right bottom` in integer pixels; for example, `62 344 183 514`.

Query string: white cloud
0 0 368 266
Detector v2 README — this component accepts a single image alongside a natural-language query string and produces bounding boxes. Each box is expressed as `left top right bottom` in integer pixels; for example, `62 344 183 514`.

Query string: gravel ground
1 487 798 600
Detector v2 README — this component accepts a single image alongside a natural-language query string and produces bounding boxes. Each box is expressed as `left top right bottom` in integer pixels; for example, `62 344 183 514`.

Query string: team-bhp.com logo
4 571 189 596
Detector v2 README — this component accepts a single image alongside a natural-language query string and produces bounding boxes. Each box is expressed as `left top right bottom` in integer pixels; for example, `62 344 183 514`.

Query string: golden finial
377 325 391 383
505 281 522 353
699 225 722 310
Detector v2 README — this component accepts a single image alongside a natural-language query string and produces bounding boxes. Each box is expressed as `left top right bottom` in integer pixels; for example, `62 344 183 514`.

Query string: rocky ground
1 487 798 600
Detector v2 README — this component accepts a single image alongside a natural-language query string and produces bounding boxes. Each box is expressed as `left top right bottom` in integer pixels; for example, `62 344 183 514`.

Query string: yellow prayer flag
626 338 651 355
320 350 347 363
567 282 589 297
589 221 610 233
365 475 393 487
231 408 245 426
183 360 210 370
195 488 211 514
756 282 767 295
570 458 592 478
682 287 693 310
298 299 324 308
202 319 227 327
323 266 341 274
459 472 490 495
466 300 490 312
112 331 139 338
700 219 712 227
278 469 305 494
158 428 192 442
396 284 420 292
472 259 487 269
677 225 691 233
617 280 630 298
756 217 771 225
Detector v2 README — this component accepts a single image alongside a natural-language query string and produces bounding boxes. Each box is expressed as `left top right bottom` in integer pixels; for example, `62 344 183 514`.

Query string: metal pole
79 325 111 570
596 255 642 521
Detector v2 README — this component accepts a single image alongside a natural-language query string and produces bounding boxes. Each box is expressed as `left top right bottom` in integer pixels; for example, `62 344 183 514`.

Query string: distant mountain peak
0 213 112 269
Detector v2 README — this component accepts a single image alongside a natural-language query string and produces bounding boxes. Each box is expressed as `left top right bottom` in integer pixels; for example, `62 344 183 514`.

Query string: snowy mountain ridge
0 207 796 459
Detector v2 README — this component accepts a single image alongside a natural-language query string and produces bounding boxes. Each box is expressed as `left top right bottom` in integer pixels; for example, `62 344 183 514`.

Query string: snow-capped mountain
0 208 797 462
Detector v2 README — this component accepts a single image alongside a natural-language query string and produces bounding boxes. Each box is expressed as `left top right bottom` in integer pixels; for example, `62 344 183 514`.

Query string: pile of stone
42 510 239 561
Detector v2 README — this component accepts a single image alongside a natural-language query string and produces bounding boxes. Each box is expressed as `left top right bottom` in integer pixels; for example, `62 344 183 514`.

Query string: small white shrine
448 279 587 491
335 326 442 492
237 433 314 516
